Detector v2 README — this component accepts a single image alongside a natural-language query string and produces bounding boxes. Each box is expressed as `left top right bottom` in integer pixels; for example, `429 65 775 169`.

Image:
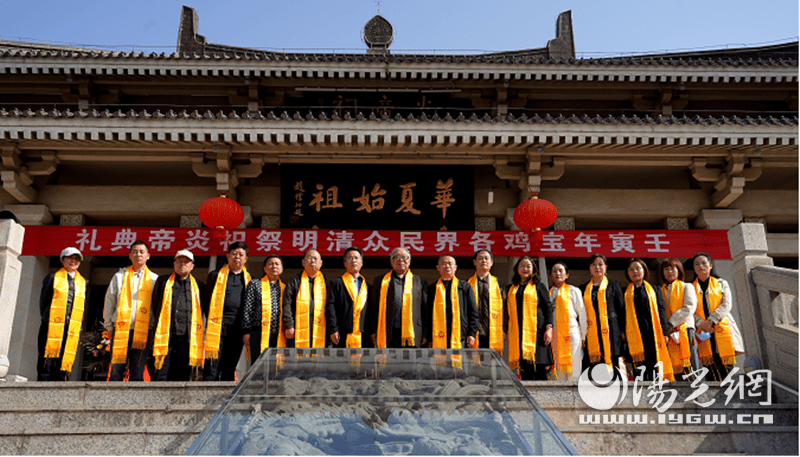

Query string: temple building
0 7 796 381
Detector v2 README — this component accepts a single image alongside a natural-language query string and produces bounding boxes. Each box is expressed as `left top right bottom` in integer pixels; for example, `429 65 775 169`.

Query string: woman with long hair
507 256 554 380
624 258 672 382
659 258 700 378
549 261 587 381
580 254 626 376
691 253 745 381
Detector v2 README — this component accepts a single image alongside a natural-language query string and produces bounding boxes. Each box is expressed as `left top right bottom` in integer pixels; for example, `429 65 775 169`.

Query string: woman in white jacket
549 261 587 381
692 253 745 381
659 258 701 378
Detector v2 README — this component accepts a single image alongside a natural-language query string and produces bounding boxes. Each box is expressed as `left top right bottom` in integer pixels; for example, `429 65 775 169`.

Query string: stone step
0 381 795 455
0 426 203 455
560 425 798 455
523 381 799 455
546 403 798 428
523 380 796 408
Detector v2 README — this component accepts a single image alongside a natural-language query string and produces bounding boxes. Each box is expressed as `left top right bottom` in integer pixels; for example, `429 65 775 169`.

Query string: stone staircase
0 380 796 455
0 381 236 455
524 380 799 455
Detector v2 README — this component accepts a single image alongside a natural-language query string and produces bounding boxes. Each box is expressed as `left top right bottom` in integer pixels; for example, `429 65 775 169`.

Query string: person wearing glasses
369 248 428 348
282 249 329 349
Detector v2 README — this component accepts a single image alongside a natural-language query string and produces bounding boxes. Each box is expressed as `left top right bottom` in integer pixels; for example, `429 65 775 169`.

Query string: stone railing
751 265 798 388
728 223 799 390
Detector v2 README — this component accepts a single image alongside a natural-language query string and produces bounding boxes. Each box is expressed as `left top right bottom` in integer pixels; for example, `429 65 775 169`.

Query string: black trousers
478 334 491 349
331 332 372 349
154 335 193 381
204 324 244 381
519 359 549 381
37 322 71 381
109 330 155 381
248 328 279 363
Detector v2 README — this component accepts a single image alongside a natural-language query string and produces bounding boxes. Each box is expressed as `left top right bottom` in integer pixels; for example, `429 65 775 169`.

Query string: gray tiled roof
2 107 796 126
0 42 796 67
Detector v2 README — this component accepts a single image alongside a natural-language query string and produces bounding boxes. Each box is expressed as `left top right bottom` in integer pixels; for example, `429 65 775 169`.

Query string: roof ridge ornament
363 14 393 54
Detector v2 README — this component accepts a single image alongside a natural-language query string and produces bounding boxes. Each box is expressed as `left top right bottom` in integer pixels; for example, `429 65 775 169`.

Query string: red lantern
513 196 558 232
199 195 244 241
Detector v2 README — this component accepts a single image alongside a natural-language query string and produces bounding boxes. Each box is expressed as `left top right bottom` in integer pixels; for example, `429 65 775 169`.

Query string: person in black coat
282 249 329 348
149 250 206 381
327 247 373 348
424 255 479 349
624 258 669 381
579 253 627 379
507 256 554 381
37 247 87 381
368 248 428 348
241 255 285 362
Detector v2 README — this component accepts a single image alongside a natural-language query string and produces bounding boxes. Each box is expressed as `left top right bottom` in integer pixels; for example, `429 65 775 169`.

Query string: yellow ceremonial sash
583 277 613 368
551 283 573 375
432 277 462 368
206 265 252 359
508 282 537 370
261 278 286 354
468 274 504 354
45 268 86 373
295 271 327 348
343 273 368 349
153 274 204 370
662 281 691 370
624 281 675 382
693 277 736 366
377 271 415 348
111 267 154 364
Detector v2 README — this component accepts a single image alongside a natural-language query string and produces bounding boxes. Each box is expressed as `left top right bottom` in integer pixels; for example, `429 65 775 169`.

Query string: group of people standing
36 242 743 383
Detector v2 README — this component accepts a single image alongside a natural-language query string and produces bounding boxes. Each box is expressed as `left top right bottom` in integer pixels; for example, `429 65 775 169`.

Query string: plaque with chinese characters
280 165 474 230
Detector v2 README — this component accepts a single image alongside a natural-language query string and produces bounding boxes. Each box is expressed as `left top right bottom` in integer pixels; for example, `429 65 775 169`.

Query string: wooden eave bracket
1 169 36 203
27 152 60 176
706 154 763 208
235 154 265 179
493 155 523 181
1 146 22 170
0 145 37 202
526 151 565 180
191 148 240 196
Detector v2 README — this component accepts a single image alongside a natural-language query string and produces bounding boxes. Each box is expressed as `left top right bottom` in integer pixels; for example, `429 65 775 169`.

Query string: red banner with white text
21 226 731 259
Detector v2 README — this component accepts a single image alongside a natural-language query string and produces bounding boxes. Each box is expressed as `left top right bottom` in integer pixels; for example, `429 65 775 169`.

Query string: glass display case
187 348 576 455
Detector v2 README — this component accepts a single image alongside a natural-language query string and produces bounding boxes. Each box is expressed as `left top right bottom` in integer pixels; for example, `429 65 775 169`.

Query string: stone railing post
0 217 25 370
5 204 53 380
727 223 773 371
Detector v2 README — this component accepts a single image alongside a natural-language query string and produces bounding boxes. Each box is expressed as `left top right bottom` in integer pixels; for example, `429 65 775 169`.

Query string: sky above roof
0 0 797 57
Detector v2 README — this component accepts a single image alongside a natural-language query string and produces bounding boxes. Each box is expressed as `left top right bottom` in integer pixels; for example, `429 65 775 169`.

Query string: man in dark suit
425 255 479 349
327 246 372 348
369 248 428 348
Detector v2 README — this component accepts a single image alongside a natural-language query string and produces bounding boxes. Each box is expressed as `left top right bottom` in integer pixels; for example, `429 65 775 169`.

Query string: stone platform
0 380 795 455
